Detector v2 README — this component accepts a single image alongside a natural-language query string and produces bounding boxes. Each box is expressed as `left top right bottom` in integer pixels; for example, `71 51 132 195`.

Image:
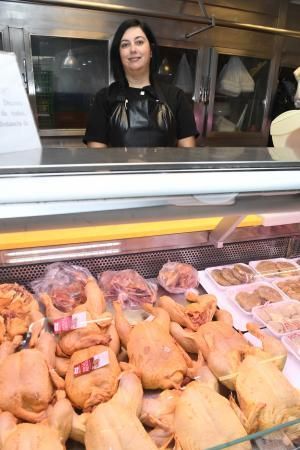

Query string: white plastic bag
294 66 300 108
173 53 194 94
217 56 254 97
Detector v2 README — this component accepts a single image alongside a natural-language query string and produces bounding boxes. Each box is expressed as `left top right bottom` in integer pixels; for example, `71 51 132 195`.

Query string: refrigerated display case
0 146 300 449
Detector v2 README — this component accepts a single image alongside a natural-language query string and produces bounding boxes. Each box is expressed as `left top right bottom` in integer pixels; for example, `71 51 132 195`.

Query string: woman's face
119 26 152 76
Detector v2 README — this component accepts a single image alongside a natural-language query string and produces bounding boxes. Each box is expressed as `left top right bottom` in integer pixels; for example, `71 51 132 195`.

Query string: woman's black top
83 81 198 147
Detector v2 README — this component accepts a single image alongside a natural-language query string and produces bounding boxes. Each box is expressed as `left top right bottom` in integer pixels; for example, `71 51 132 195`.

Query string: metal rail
10 0 300 39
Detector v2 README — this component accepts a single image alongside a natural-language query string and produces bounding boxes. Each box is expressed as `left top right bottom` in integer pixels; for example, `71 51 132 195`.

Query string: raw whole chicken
174 381 251 450
141 389 180 448
0 392 73 450
84 372 158 450
41 278 120 356
171 320 287 390
158 292 217 331
65 344 120 411
0 332 64 422
140 354 218 448
234 325 300 439
0 283 45 346
113 302 196 389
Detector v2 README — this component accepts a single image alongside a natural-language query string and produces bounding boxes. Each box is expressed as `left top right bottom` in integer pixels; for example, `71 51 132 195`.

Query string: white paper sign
0 52 42 156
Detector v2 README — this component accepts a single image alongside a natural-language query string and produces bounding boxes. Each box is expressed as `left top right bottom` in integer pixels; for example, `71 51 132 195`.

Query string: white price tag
72 311 87 329
145 314 155 322
92 351 110 369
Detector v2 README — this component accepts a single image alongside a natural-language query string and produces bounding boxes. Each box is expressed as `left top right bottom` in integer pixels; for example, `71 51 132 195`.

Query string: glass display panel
212 55 270 133
208 417 300 449
31 36 109 129
157 46 197 100
270 66 298 121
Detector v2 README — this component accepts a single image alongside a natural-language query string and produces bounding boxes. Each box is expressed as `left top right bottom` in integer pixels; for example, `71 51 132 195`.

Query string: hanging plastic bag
98 269 157 309
31 262 93 312
217 56 254 97
294 66 300 108
173 53 194 94
157 261 199 294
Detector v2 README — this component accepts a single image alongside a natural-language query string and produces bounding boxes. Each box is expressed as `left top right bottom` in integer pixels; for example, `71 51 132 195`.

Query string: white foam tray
198 270 261 332
244 331 300 389
249 258 300 282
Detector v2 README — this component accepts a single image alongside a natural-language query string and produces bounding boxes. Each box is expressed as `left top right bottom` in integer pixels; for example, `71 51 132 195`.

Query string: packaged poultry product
227 282 284 313
249 258 300 280
98 269 157 308
0 283 45 346
31 262 93 312
252 300 300 335
157 261 199 293
205 263 255 288
275 276 300 301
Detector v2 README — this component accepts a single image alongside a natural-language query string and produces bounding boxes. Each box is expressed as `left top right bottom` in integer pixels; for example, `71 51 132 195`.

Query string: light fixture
158 57 172 76
61 44 79 70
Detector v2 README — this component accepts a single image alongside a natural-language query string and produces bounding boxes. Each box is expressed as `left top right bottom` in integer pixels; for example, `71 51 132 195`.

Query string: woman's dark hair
110 19 159 85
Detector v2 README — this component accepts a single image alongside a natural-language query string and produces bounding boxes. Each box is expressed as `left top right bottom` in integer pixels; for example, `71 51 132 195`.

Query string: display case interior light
5 242 121 264
61 48 79 69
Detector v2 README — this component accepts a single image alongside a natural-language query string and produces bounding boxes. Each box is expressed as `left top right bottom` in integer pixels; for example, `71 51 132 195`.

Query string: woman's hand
177 136 196 148
87 141 107 148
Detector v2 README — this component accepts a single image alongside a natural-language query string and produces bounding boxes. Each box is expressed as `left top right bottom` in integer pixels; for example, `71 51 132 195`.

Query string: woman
84 19 198 148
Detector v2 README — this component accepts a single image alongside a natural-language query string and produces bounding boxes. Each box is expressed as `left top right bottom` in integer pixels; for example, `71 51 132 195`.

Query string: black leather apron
108 85 177 147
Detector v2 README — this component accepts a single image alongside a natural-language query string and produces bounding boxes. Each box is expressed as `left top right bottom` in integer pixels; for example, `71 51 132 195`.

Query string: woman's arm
87 141 108 148
177 136 196 148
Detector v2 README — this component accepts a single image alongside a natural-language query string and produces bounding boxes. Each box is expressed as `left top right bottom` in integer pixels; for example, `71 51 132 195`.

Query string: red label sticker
73 351 109 377
53 316 73 334
53 311 87 334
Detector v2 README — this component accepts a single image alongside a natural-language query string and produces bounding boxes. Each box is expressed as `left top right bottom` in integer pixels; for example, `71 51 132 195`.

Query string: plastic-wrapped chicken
31 262 93 312
98 269 157 308
157 261 199 294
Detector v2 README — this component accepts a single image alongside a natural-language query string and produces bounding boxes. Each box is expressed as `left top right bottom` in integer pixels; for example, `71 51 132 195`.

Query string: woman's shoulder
94 82 123 99
155 80 183 95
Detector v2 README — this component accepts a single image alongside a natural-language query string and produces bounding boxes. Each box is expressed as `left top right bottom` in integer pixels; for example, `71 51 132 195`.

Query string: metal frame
203 48 278 144
0 26 10 50
185 0 215 39
5 0 300 39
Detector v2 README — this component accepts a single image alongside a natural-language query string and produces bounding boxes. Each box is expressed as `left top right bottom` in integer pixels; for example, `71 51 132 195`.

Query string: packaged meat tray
282 332 300 361
274 276 300 302
226 281 285 315
205 263 255 290
252 300 300 337
249 258 300 281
